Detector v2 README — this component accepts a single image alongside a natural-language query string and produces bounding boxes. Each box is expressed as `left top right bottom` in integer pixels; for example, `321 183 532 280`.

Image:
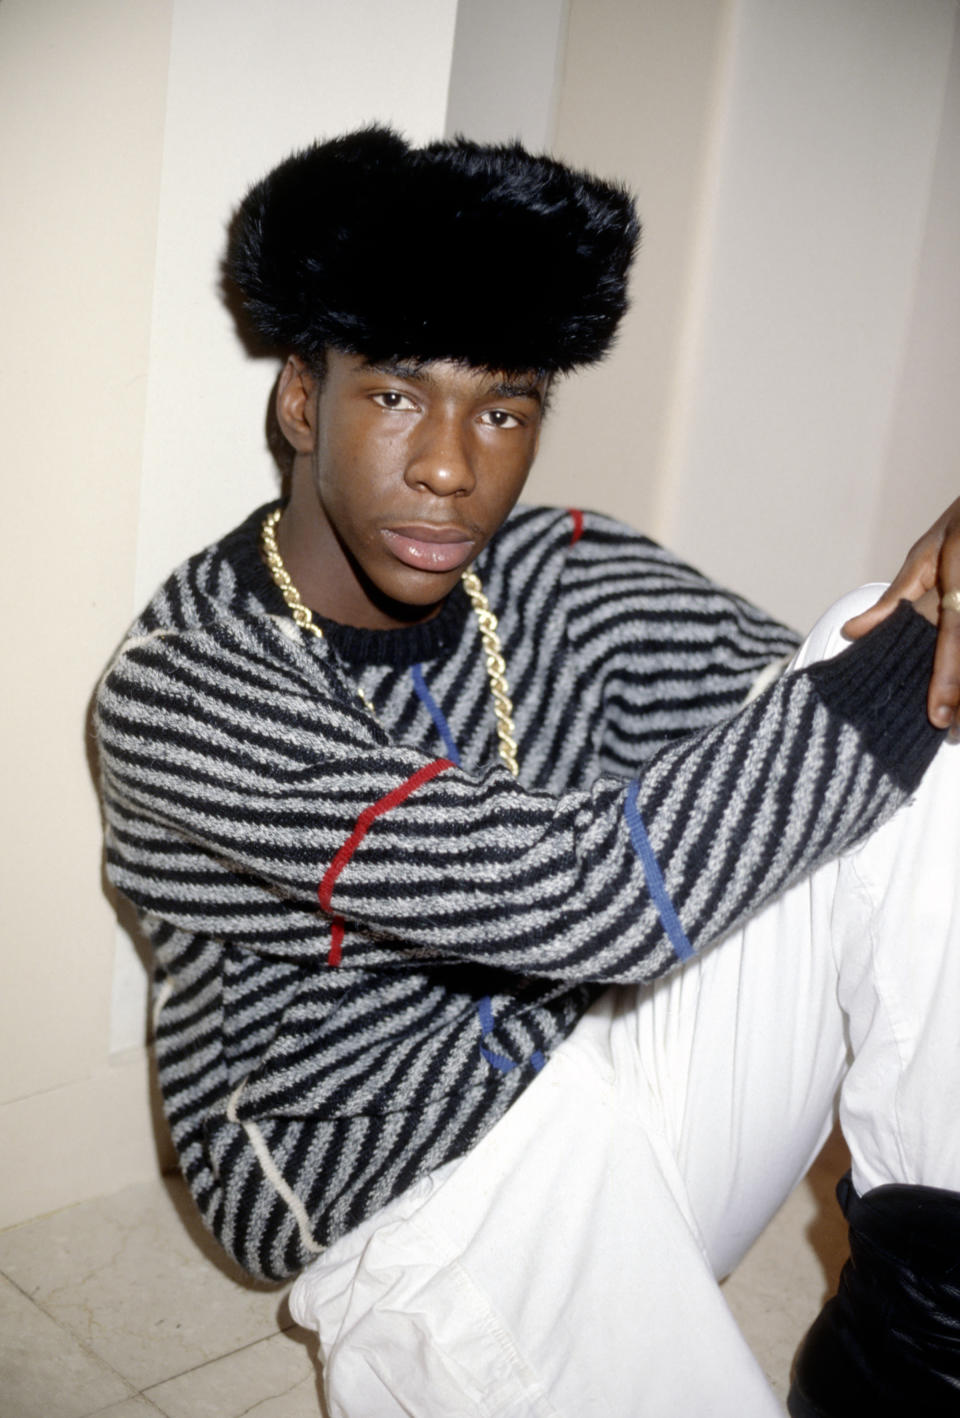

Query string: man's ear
276 356 318 454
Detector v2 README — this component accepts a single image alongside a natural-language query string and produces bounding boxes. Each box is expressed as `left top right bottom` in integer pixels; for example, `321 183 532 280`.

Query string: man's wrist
805 601 943 791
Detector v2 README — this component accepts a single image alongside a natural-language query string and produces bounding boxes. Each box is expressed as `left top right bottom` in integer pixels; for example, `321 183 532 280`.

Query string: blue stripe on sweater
624 780 694 962
410 663 460 766
477 996 545 1073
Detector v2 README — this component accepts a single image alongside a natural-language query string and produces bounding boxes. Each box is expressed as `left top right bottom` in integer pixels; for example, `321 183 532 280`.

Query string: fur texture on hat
226 126 640 373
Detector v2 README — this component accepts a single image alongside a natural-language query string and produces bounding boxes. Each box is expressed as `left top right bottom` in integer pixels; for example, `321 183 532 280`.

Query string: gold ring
941 588 960 614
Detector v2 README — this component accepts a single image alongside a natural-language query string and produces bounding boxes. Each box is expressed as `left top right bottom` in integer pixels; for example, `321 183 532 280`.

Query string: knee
789 584 889 672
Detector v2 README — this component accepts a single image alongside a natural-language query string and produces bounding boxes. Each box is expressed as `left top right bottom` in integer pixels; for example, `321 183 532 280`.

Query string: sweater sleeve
96 596 941 986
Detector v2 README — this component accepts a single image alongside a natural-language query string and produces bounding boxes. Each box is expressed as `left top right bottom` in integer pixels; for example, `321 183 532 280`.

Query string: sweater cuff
804 600 944 791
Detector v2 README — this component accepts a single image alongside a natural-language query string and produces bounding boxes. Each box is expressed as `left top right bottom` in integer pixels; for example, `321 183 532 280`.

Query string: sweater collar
225 501 471 669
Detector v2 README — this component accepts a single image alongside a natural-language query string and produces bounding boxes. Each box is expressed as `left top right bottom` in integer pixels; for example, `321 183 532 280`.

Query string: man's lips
381 525 476 573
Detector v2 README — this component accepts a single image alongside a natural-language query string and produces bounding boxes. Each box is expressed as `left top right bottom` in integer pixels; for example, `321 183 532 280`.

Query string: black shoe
787 1174 960 1417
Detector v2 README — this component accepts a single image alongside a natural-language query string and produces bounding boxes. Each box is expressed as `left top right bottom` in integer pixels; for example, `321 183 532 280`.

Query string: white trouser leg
291 992 788 1418
673 587 960 1264
832 692 960 1197
290 590 959 1417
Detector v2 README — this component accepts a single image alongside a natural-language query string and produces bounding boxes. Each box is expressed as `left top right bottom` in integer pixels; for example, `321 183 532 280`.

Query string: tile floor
1 1130 850 1417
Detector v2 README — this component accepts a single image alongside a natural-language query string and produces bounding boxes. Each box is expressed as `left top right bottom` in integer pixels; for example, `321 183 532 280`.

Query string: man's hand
843 496 960 734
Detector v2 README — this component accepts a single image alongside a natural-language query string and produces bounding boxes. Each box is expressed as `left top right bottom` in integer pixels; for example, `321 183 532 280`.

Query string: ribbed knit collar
224 501 472 669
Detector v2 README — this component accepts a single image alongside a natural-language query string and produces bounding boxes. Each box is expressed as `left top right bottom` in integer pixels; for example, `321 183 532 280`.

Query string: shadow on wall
220 224 295 493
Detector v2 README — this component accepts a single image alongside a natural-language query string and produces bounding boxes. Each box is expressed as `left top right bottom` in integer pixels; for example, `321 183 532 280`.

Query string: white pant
289 589 960 1417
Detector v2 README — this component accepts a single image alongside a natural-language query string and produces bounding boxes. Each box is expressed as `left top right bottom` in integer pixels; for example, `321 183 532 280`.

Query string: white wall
659 0 959 631
533 0 960 634
445 0 568 150
528 0 739 536
870 9 960 579
0 0 176 1228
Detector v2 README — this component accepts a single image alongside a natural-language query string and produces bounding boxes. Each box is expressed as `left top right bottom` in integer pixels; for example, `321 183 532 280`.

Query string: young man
96 128 960 1415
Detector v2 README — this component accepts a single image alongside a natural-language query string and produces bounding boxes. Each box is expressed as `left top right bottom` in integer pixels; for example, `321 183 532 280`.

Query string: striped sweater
96 503 941 1281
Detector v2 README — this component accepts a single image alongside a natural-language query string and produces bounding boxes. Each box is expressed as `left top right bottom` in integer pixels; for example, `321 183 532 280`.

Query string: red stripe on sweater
327 916 345 967
568 508 584 545
318 759 456 963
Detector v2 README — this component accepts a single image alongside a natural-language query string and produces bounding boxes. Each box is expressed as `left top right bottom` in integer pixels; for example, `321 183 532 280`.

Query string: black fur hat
226 126 640 374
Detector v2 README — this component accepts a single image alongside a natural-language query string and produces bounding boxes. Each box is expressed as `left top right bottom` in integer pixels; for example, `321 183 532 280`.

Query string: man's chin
353 561 457 627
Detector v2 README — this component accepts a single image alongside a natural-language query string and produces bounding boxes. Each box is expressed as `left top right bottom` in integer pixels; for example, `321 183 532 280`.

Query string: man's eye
372 391 416 410
481 409 521 429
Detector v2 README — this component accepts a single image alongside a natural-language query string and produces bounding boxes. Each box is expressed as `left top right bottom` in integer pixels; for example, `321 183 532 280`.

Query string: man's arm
843 495 960 734
96 600 942 988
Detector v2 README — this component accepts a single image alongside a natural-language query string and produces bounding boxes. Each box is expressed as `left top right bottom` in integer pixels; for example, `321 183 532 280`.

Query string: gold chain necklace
260 508 520 776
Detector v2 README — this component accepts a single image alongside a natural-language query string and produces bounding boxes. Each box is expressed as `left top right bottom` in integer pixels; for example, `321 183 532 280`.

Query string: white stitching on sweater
227 1082 325 1257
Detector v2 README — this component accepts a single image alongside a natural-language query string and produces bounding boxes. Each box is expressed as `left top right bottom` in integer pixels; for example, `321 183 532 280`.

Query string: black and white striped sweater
96 503 941 1281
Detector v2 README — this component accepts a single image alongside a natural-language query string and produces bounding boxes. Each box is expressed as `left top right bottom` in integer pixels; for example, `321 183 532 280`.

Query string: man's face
304 349 547 626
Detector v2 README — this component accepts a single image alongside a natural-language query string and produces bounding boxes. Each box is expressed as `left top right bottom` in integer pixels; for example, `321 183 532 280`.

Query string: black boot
788 1174 960 1417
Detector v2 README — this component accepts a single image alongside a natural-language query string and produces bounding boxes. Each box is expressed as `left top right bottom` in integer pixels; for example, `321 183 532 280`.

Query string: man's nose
404 414 476 497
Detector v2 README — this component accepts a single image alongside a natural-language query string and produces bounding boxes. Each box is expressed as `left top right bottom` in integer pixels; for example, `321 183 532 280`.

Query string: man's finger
843 585 909 640
931 537 960 729
929 605 960 729
843 537 944 640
